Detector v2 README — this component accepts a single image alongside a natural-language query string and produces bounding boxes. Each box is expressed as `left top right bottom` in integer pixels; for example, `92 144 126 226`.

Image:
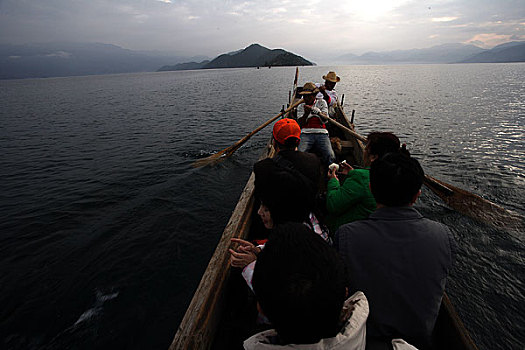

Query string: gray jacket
335 206 456 346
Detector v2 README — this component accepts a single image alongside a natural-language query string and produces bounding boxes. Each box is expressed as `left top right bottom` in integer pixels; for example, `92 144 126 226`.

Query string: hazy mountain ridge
334 43 486 64
460 42 525 63
0 42 208 79
158 44 314 71
333 42 525 64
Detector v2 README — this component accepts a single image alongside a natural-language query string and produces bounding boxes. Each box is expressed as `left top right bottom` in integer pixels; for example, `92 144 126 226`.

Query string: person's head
322 71 340 90
298 82 318 104
364 132 401 165
257 167 313 226
272 118 301 151
253 223 348 344
370 152 424 207
257 202 273 229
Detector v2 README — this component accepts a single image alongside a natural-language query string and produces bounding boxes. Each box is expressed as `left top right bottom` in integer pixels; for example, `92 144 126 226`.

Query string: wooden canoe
170 83 478 350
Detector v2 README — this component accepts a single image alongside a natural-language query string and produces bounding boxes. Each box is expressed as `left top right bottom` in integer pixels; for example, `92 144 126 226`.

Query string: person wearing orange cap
298 82 336 166
236 118 324 241
254 118 322 214
228 118 327 277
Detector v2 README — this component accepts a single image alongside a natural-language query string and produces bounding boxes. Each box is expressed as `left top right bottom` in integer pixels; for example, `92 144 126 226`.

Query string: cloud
0 0 523 58
466 33 524 48
432 17 459 22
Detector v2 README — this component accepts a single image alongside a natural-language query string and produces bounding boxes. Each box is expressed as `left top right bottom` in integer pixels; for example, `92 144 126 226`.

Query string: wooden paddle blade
327 115 524 232
192 134 252 168
424 175 524 232
192 144 244 168
192 152 226 168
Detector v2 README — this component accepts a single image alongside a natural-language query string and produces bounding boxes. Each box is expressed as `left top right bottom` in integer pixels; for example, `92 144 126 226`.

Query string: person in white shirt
317 71 340 117
297 82 336 165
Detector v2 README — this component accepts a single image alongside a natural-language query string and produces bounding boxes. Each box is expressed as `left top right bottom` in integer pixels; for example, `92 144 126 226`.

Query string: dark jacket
335 206 457 348
254 150 321 195
253 150 322 226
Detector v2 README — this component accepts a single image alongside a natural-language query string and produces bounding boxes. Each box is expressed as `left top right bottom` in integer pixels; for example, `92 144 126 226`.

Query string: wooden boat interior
170 80 478 350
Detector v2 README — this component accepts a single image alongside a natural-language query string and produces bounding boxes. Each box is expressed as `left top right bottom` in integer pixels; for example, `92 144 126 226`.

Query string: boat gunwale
169 144 274 350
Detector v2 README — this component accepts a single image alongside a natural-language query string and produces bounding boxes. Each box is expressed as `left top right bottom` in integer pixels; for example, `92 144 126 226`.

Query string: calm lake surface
1 64 523 350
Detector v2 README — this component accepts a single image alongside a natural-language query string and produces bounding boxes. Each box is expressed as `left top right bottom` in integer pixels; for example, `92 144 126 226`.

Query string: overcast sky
0 0 523 62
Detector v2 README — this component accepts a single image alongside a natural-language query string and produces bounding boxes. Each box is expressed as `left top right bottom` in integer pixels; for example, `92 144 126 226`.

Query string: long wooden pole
193 98 304 168
321 110 524 231
286 67 299 118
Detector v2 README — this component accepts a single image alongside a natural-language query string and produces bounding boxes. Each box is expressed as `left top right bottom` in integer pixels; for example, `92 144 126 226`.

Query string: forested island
157 44 314 71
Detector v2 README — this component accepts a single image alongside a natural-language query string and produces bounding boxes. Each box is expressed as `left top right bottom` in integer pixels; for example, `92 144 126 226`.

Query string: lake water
1 64 523 350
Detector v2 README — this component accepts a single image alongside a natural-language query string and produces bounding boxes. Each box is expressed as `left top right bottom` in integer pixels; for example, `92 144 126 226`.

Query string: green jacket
326 168 376 233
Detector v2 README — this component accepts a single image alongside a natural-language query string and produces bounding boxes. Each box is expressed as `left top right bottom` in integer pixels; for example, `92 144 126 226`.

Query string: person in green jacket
325 132 402 233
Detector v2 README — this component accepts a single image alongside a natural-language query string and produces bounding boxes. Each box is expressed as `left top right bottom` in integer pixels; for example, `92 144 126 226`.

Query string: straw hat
322 71 340 83
298 82 318 95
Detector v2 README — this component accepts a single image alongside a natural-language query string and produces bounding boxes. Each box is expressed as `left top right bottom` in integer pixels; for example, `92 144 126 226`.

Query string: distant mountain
0 42 208 79
157 60 212 71
490 41 525 51
226 49 244 56
334 43 486 64
158 44 314 71
335 53 359 61
460 42 525 63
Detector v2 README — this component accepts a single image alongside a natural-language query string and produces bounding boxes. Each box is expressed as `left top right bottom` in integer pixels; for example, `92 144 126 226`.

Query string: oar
193 98 305 168
422 174 524 232
286 67 299 118
320 111 524 231
321 112 367 143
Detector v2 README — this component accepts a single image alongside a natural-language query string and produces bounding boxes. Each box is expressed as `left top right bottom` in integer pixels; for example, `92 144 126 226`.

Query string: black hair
366 132 401 158
253 223 348 345
257 166 312 225
274 136 300 151
369 152 424 207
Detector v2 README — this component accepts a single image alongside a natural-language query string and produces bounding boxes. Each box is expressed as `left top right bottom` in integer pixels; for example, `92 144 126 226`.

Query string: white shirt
301 97 329 134
243 292 369 350
315 82 338 107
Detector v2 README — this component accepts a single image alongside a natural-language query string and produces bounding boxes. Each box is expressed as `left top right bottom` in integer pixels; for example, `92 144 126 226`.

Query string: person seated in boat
230 157 330 282
297 82 336 166
335 152 457 349
254 117 327 237
243 222 369 350
325 132 402 233
254 118 322 204
316 71 340 117
230 118 330 283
